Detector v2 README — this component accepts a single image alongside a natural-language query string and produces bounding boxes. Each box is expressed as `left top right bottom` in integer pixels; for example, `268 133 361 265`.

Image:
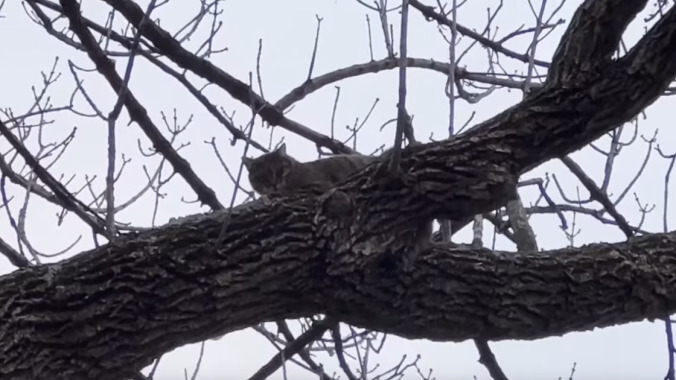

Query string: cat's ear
275 143 287 155
242 156 253 169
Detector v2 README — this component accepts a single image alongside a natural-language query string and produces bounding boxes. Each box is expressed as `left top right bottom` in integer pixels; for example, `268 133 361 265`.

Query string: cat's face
242 144 293 195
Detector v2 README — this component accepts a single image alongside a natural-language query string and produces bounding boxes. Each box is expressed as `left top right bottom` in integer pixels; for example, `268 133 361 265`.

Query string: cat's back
284 153 378 189
306 154 378 180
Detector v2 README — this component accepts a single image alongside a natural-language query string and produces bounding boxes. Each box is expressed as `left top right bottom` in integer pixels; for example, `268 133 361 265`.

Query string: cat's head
242 143 295 195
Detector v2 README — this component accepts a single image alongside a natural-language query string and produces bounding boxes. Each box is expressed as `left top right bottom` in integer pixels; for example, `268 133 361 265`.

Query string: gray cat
242 143 379 195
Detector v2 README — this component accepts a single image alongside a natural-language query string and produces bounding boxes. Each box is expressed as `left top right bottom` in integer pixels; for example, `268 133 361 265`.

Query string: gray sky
0 0 673 379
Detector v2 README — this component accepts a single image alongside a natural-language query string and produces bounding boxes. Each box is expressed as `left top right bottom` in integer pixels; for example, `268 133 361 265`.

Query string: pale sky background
0 0 674 379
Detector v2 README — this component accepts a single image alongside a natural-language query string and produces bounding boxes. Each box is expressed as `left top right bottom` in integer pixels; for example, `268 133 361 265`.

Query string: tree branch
27 0 268 154
548 0 649 84
0 236 29 268
409 0 551 68
59 0 224 210
0 120 107 236
99 0 354 155
248 317 334 380
274 58 529 111
2 202 676 380
561 156 634 238
475 339 509 380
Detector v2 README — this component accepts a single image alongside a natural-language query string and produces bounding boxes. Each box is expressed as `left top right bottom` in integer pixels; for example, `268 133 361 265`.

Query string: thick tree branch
548 0 649 84
2 203 676 380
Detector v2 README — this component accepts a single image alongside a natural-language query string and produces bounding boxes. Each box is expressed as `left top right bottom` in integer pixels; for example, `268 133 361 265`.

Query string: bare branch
248 317 334 380
100 0 354 154
58 0 224 210
0 235 29 268
0 120 107 236
275 58 527 112
561 156 634 238
388 0 411 171
474 339 509 380
409 0 551 67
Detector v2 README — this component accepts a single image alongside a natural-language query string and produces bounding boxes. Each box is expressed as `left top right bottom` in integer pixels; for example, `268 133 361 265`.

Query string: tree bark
2 205 676 380
2 0 676 379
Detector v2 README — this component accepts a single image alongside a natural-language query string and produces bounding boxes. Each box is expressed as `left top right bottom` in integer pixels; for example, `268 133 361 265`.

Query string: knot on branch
316 188 354 219
311 169 433 276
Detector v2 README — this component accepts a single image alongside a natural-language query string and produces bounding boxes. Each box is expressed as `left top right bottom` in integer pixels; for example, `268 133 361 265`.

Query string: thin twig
561 156 633 238
409 0 550 67
388 0 410 171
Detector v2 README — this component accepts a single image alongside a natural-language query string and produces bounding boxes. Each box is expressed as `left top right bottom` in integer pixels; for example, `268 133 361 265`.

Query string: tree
1 0 676 379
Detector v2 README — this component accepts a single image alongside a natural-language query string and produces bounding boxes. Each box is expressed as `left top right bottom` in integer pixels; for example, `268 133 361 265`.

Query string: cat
242 143 379 195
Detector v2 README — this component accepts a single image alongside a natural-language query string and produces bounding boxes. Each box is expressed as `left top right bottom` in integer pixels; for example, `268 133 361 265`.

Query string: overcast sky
1 0 674 379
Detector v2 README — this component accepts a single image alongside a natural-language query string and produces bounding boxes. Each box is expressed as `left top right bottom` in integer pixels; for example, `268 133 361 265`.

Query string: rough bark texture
2 206 676 380
2 0 676 379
